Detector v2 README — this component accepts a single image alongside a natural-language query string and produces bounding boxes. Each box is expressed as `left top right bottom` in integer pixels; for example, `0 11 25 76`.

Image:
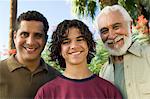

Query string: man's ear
13 31 17 43
45 34 48 42
130 21 132 33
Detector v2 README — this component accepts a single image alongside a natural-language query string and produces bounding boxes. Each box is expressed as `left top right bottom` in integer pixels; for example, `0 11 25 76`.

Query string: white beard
104 32 132 56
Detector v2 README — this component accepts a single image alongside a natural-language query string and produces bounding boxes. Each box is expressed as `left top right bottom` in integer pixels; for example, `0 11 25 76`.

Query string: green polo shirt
0 54 60 99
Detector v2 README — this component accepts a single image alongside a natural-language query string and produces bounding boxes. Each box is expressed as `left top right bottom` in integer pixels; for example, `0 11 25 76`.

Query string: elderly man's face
98 11 132 56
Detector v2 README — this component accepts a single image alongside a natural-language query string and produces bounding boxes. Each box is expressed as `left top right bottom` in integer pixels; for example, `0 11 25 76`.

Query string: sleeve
34 87 45 99
108 83 123 99
34 83 54 99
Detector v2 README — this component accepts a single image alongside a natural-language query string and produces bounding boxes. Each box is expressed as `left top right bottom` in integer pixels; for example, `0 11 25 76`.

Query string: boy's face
60 27 89 67
14 20 46 62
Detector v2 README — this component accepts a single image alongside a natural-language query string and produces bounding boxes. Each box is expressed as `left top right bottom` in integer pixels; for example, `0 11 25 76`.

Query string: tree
72 0 97 20
72 0 150 21
89 40 109 74
9 0 17 50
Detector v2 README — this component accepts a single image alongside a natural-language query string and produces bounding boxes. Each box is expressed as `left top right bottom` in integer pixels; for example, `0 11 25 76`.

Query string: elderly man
96 5 150 99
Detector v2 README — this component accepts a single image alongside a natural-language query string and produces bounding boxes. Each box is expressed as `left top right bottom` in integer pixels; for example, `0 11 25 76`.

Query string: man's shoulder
45 63 61 75
95 76 118 91
0 58 9 67
141 43 150 52
128 41 150 56
0 58 10 74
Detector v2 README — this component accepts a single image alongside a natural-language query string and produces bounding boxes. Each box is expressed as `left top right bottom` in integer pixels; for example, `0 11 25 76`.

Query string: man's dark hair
49 19 96 68
15 10 49 34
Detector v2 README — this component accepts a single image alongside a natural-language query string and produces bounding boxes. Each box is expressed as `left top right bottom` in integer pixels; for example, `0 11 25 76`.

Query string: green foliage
118 0 139 20
72 0 150 21
132 27 150 44
88 40 109 75
87 0 97 19
41 43 64 73
72 0 98 20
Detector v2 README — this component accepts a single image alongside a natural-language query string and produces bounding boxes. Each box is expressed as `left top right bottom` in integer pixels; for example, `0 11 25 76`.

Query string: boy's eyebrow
77 35 84 39
62 37 69 40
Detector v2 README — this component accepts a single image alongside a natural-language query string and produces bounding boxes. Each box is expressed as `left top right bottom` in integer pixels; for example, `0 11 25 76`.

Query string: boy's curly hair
49 19 96 68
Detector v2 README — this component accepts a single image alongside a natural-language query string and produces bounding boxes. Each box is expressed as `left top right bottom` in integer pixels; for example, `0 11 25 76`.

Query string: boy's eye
20 32 29 38
62 40 70 44
77 38 85 41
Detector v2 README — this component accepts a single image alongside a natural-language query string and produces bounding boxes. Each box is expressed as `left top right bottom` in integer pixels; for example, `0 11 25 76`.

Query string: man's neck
15 55 41 72
112 55 123 64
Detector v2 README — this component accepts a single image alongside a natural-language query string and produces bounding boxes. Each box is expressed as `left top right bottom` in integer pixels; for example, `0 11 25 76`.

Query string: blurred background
0 0 149 74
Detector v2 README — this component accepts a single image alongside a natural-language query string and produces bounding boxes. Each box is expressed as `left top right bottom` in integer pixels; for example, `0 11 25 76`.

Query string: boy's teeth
72 52 80 55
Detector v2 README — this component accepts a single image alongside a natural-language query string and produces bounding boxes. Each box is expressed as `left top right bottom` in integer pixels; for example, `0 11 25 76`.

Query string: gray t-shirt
114 63 127 99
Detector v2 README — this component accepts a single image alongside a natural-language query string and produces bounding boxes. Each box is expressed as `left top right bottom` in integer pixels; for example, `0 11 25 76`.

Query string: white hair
95 5 133 56
95 5 132 29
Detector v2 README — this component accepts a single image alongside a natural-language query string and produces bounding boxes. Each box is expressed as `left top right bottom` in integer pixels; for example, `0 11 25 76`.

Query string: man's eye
113 25 120 30
35 33 43 39
100 28 109 35
20 32 29 38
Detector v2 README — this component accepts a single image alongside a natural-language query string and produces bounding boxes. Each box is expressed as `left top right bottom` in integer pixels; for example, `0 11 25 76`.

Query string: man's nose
26 36 35 45
108 29 116 39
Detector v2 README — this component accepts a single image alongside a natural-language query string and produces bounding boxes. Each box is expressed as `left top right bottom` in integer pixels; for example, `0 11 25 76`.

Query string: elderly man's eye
113 23 121 30
100 28 109 35
113 25 120 30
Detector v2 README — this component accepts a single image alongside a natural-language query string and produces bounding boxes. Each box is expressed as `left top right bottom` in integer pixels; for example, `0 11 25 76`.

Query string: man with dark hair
0 10 60 99
35 19 122 99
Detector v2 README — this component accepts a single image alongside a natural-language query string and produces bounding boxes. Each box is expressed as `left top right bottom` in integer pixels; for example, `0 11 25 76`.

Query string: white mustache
106 36 124 44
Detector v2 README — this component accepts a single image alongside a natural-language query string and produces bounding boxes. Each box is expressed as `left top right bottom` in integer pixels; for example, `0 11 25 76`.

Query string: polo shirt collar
127 41 142 57
7 54 48 72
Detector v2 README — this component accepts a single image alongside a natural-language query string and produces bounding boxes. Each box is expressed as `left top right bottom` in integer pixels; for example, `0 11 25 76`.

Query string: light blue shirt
114 63 127 99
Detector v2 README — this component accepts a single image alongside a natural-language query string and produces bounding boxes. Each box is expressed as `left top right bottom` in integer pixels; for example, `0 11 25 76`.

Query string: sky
0 0 100 59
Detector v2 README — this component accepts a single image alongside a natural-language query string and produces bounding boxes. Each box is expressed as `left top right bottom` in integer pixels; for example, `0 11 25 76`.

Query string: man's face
14 20 46 62
97 11 132 56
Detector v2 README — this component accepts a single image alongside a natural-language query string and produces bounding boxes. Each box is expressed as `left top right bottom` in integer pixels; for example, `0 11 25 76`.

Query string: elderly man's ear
130 21 133 33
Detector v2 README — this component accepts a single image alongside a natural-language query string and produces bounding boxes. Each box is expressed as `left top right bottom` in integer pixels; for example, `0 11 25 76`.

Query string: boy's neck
63 66 93 79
